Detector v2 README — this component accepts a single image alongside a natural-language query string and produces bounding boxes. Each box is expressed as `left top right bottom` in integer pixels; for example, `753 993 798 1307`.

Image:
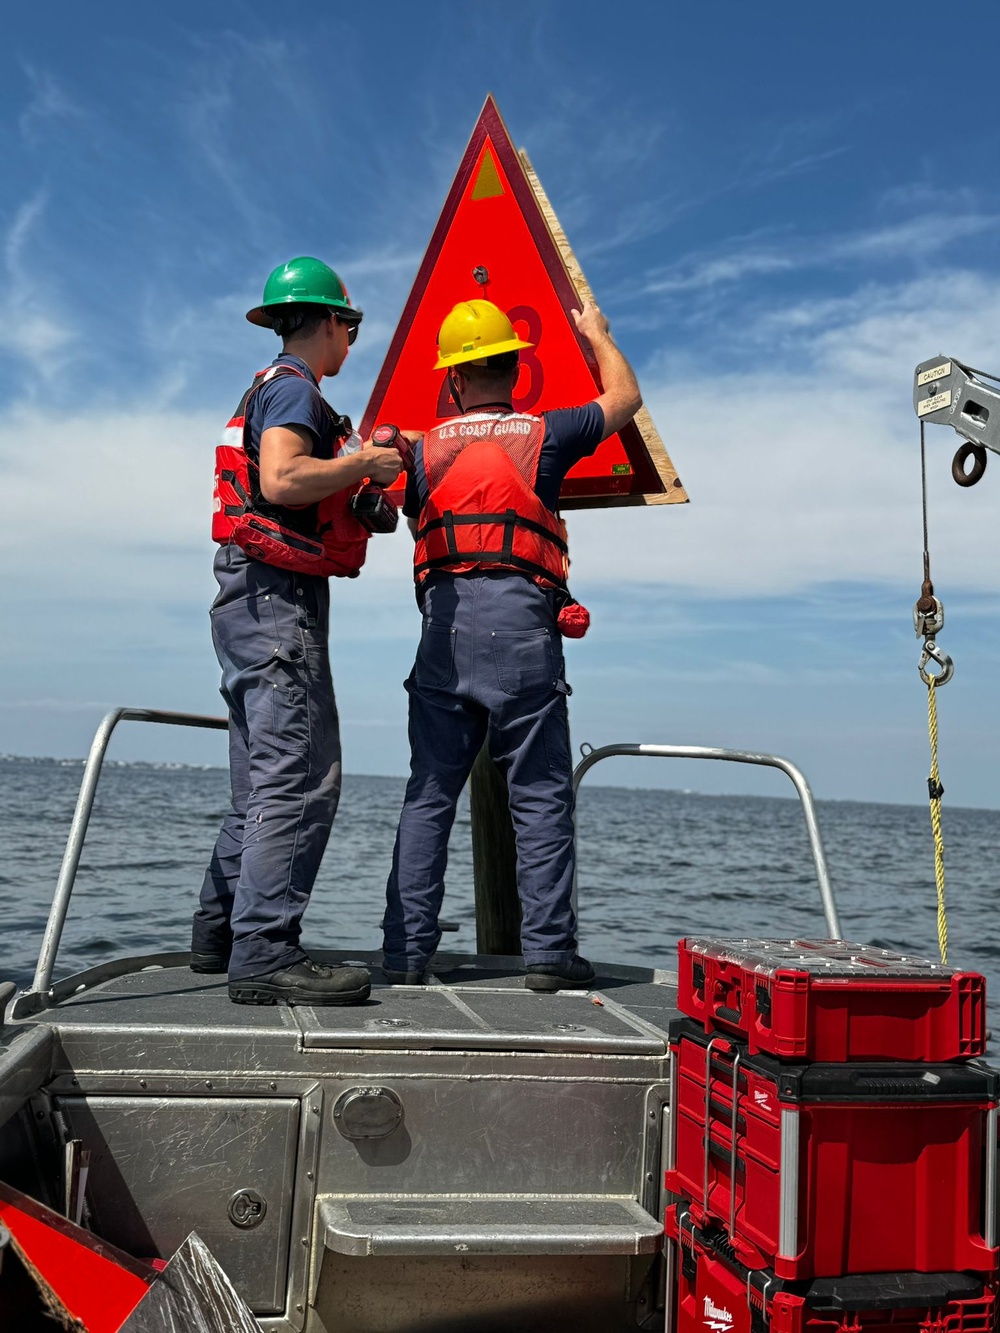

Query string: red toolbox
665 1017 999 1280
666 1203 997 1333
677 938 986 1062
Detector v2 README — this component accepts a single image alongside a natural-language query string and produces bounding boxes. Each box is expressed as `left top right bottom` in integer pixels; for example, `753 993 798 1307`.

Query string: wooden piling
469 746 521 955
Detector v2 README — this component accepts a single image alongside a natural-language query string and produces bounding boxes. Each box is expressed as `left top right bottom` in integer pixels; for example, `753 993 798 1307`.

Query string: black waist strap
415 509 568 554
414 551 567 586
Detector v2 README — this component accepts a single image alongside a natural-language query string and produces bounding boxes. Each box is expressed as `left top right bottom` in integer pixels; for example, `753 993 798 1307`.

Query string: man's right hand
572 299 611 346
359 439 403 485
572 299 642 440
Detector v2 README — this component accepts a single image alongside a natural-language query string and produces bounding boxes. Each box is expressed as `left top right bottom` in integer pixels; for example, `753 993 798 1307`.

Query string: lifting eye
952 442 988 487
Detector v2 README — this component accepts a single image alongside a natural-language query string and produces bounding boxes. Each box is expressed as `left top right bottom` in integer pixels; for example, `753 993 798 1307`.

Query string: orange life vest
212 363 368 578
414 412 570 590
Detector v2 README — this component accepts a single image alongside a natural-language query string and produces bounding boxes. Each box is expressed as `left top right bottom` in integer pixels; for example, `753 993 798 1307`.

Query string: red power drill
349 423 410 534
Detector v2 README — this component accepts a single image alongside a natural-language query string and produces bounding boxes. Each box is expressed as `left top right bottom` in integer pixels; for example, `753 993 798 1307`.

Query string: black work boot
524 956 596 992
190 951 230 974
381 967 426 985
229 959 371 1006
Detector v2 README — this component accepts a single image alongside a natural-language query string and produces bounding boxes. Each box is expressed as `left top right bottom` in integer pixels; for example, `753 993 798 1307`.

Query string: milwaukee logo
753 1088 772 1111
703 1295 734 1332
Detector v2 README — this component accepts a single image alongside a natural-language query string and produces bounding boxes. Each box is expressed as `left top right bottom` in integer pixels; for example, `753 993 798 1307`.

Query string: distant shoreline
3 754 998 814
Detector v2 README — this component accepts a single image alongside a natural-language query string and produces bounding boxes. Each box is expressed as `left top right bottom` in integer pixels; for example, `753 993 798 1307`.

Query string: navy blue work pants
383 573 578 972
193 547 341 981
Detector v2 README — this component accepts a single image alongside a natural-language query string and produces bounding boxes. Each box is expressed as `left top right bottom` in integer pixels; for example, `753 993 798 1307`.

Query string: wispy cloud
645 247 795 294
736 144 851 192
641 212 999 297
0 193 75 379
17 64 85 144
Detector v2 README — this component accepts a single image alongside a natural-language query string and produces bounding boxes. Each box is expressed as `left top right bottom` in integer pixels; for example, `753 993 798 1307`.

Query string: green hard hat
246 256 363 327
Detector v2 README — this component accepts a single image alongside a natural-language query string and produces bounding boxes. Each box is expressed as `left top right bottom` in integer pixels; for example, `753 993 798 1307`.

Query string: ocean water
2 756 998 1004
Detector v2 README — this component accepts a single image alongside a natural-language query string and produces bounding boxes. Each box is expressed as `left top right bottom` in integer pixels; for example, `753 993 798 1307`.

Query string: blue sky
4 1 1000 806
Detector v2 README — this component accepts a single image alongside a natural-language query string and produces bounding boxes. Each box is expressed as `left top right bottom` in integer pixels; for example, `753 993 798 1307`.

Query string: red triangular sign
0 1180 153 1330
360 96 687 509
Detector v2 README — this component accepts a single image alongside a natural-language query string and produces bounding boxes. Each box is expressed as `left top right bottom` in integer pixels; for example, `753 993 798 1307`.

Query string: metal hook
919 638 954 687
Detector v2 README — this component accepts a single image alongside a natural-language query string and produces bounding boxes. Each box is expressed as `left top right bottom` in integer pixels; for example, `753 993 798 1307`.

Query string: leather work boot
229 959 371 1006
381 967 426 985
524 956 597 992
190 951 230 974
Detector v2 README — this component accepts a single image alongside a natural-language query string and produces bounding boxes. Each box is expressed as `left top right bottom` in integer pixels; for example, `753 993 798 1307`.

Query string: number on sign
506 305 543 412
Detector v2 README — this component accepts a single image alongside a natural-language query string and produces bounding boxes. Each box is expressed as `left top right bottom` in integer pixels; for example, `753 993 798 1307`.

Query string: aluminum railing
15 709 227 1016
14 715 842 1017
572 743 842 939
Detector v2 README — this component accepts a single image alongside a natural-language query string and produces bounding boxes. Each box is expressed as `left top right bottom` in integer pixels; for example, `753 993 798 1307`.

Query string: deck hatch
56 1095 299 1314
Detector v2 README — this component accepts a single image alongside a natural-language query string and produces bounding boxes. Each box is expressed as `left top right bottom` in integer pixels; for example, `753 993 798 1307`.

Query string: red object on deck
677 938 986 1062
666 1204 997 1333
0 1180 153 1331
665 1017 1000 1280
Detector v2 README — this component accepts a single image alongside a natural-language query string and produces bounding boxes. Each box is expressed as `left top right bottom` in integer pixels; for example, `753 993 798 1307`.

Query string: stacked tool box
664 939 997 1333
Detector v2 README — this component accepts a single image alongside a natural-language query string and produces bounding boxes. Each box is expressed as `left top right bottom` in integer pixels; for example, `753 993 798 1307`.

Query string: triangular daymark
360 95 686 509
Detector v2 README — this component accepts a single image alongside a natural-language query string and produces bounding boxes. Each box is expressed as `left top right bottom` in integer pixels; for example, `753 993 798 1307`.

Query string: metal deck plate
19 956 677 1059
52 967 296 1033
297 987 665 1054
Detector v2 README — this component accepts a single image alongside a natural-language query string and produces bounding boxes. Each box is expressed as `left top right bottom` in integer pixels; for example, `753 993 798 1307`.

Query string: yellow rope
926 677 948 964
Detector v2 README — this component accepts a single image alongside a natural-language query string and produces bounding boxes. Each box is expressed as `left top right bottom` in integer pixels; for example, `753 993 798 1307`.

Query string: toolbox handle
704 1134 746 1177
703 1036 726 1213
710 1058 748 1091
708 1097 747 1135
729 1049 742 1237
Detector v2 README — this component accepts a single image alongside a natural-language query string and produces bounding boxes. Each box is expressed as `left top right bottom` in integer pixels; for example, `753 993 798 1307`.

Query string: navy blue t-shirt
402 403 605 518
245 353 337 463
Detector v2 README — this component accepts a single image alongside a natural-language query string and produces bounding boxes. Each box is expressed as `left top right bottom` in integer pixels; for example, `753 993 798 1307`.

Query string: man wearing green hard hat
194 256 404 1006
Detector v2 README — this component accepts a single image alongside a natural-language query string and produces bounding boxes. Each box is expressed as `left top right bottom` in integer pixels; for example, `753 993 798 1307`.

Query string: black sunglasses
333 311 362 345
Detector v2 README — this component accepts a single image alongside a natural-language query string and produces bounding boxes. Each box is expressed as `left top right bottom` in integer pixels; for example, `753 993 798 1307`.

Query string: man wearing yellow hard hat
382 297 641 990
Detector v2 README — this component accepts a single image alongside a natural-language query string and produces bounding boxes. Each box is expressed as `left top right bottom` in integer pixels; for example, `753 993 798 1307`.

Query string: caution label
918 361 952 386
917 390 952 416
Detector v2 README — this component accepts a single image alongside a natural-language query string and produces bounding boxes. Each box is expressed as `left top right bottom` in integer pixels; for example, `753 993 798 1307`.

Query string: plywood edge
518 149 689 507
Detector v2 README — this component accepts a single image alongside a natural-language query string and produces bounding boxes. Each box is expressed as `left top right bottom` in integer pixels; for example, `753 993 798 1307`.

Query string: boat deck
1 954 677 1331
10 950 679 1064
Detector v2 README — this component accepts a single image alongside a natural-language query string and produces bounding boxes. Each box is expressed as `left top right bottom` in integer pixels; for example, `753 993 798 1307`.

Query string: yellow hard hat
434 299 533 370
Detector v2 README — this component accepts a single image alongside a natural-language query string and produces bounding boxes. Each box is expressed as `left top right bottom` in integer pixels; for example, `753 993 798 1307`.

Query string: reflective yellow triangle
471 147 504 200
